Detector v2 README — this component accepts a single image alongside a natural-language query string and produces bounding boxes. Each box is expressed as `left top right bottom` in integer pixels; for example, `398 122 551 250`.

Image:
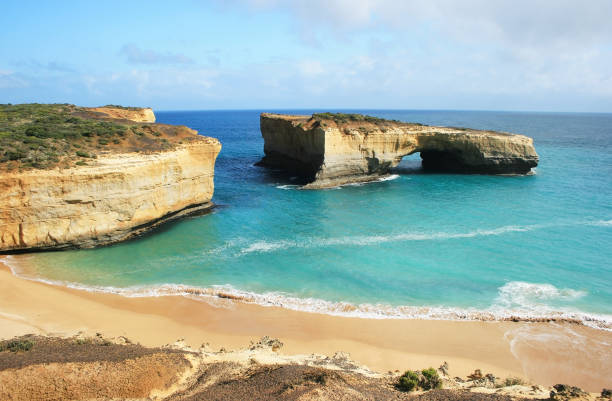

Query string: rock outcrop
0 109 221 252
258 113 539 189
84 106 156 122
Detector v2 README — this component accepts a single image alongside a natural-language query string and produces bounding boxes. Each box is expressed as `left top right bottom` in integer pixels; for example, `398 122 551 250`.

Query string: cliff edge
257 113 539 189
0 104 221 252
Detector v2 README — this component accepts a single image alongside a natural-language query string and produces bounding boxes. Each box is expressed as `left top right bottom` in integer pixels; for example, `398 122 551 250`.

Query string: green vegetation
0 103 172 171
102 104 144 110
0 339 34 352
396 368 442 392
312 112 400 125
501 377 525 387
0 103 124 169
75 337 92 345
396 370 419 392
420 367 442 390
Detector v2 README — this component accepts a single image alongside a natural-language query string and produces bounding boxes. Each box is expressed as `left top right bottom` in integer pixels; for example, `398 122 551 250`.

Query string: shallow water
9 110 612 328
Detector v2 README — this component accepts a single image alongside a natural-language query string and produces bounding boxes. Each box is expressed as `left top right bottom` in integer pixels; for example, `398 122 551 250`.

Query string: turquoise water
8 110 612 327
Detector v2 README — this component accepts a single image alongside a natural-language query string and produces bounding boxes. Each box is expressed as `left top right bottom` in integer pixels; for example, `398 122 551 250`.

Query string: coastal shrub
396 368 443 392
312 112 390 125
503 377 525 387
76 150 90 158
0 103 175 170
396 370 419 392
0 339 34 352
103 104 143 110
420 367 442 390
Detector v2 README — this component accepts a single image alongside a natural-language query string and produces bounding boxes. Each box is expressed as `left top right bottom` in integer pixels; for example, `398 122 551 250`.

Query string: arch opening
391 148 477 174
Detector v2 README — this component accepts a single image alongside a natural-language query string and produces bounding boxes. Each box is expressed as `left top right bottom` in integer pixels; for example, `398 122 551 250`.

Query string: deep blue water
11 110 612 327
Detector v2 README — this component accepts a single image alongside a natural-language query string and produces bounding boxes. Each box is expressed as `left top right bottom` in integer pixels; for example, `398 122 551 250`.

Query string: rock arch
257 113 539 189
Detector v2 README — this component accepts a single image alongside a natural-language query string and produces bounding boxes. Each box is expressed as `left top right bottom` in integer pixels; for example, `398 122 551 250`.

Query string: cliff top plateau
0 103 209 172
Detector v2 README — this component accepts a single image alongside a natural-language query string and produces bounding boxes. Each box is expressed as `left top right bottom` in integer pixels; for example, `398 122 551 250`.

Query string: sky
1 0 611 112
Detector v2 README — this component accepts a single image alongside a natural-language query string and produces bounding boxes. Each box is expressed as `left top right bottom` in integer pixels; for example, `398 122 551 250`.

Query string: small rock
115 336 131 345
438 361 449 376
601 388 612 399
249 336 283 352
549 383 590 400
468 369 483 380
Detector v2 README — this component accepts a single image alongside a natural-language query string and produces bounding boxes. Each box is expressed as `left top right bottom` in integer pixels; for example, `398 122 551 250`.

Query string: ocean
7 110 612 329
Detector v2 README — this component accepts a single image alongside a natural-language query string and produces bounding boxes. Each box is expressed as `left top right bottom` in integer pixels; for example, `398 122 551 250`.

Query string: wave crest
496 281 586 309
3 258 610 331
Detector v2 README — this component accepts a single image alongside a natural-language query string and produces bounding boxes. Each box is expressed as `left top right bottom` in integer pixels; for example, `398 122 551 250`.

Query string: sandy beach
0 260 610 392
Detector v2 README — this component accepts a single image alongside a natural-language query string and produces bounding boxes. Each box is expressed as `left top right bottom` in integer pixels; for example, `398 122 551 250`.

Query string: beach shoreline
1 260 610 391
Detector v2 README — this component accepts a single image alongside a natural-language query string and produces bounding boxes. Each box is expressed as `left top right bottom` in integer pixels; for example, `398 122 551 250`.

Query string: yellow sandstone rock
258 113 539 189
0 109 221 252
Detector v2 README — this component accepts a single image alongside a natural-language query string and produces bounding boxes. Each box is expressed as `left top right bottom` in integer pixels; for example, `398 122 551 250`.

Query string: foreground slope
1 335 606 401
0 104 221 252
258 113 539 188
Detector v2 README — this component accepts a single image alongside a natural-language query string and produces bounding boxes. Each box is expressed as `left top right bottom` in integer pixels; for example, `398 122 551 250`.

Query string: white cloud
230 0 612 107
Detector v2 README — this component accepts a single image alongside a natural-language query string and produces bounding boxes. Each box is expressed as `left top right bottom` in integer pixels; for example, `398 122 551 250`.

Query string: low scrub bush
396 368 442 392
397 370 419 392
0 340 34 352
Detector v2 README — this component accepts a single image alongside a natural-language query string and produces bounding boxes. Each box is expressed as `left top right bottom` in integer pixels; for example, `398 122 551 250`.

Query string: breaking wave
275 174 400 190
238 218 611 255
3 256 610 331
241 224 537 255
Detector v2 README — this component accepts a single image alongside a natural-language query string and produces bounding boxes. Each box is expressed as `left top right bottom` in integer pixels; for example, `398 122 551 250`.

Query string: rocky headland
0 104 221 252
257 113 539 189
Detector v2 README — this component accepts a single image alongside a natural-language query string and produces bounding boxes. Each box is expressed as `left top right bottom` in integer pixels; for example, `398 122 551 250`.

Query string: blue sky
1 0 611 112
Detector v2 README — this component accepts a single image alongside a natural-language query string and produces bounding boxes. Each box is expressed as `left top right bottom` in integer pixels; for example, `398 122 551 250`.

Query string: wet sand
0 261 610 391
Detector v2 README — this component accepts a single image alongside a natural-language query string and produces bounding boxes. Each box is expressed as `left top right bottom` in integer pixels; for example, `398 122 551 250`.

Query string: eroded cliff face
0 139 220 252
85 106 156 122
0 107 221 252
258 113 539 188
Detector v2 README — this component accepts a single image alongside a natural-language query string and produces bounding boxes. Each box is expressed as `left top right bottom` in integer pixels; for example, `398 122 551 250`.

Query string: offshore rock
258 113 539 189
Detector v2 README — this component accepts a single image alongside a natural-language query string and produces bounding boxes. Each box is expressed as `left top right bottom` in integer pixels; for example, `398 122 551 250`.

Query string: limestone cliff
85 106 156 122
258 113 539 188
0 108 221 252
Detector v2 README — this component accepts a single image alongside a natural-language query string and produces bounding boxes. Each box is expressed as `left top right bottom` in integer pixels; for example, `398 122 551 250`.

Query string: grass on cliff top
312 112 402 125
102 104 146 110
0 103 183 171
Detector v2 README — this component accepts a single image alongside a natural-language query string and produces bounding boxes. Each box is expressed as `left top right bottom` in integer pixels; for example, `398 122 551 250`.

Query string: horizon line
154 107 612 115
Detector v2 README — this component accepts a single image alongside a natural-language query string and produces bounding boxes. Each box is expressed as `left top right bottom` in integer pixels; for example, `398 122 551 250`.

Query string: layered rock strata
258 113 539 188
0 111 221 252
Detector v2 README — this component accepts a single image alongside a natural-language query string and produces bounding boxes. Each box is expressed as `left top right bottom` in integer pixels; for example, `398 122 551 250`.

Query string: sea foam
3 255 610 331
236 218 611 255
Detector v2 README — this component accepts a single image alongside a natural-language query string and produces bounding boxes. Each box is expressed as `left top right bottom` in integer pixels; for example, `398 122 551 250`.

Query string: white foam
239 224 537 255
588 219 612 227
337 174 401 188
235 217 611 255
495 281 586 309
376 174 400 182
3 258 611 331
276 184 300 190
